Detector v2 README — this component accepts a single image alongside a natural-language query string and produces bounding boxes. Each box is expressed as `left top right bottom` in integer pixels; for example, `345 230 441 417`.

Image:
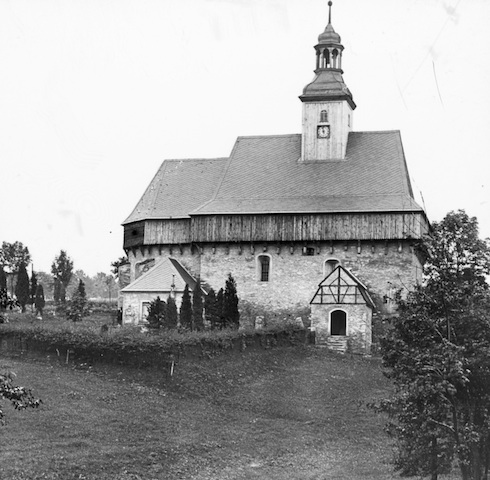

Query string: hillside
0 346 459 479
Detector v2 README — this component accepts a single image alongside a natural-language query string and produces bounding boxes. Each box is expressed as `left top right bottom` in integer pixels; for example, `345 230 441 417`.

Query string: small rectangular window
259 256 270 282
302 247 315 256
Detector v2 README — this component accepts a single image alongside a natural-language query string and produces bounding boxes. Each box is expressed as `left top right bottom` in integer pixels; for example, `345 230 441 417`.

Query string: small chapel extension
121 2 429 352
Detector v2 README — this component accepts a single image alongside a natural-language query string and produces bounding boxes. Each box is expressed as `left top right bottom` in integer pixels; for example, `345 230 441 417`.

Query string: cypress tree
223 274 240 329
67 279 87 322
180 284 192 330
53 278 61 304
30 271 38 307
204 288 219 329
192 279 204 331
34 284 45 317
216 288 225 329
15 262 30 313
166 295 178 329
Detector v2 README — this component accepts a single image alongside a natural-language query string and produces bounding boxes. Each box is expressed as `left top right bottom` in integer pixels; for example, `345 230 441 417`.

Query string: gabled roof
123 131 424 223
310 265 375 309
193 131 422 215
121 257 205 294
123 158 228 224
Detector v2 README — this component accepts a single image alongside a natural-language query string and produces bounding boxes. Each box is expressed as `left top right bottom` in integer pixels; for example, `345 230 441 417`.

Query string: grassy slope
0 347 459 480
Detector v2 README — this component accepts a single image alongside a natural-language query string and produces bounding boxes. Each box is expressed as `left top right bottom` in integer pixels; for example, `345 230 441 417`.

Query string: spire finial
328 1 333 24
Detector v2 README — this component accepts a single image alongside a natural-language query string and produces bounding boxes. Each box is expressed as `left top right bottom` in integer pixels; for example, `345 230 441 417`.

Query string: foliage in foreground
378 210 490 480
0 371 41 424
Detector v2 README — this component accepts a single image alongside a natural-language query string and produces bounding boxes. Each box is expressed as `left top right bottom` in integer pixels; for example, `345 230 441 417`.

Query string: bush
66 280 87 322
147 296 166 329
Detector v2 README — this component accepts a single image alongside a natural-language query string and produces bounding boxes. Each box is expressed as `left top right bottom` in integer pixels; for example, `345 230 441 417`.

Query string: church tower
300 1 356 162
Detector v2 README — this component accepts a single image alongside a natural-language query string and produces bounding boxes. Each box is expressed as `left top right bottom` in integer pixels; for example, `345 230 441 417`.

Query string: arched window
320 110 328 123
330 310 347 336
324 258 340 277
258 255 270 282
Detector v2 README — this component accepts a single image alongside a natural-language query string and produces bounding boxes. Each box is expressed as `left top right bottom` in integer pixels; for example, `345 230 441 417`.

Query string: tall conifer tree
166 295 178 329
223 274 239 329
180 284 192 330
192 279 204 331
15 262 30 313
30 271 38 307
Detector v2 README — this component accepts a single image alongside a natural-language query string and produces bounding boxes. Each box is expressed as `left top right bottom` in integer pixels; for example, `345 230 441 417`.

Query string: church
120 3 429 353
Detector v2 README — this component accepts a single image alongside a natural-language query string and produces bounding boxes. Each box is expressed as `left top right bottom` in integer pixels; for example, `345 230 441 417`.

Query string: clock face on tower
317 125 330 139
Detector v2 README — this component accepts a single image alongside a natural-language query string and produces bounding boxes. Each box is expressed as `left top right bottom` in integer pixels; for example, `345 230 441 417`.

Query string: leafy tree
34 285 45 317
111 256 129 278
180 284 192 330
30 271 38 307
166 295 178 329
192 279 204 331
147 296 166 329
0 241 31 273
0 267 6 291
204 288 220 329
378 210 490 480
67 279 87 322
223 274 240 329
51 250 73 304
0 371 41 424
14 262 30 313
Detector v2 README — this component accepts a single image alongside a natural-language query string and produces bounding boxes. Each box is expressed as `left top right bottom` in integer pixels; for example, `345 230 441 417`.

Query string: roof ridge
351 129 401 134
162 157 228 163
236 133 301 140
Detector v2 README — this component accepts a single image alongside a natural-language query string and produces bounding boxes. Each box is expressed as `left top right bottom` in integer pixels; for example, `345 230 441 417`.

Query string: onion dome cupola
300 2 356 162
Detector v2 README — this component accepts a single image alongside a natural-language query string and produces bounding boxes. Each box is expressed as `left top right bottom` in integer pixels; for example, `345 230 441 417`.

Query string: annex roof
192 131 423 215
121 257 205 294
123 158 228 224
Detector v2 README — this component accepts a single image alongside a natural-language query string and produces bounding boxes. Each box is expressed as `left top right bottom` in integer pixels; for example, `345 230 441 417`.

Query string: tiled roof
124 131 423 222
121 257 204 293
193 131 423 215
123 158 228 224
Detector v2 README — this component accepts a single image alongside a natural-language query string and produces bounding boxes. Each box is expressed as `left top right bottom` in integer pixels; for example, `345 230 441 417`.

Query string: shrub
147 296 166 329
67 280 87 322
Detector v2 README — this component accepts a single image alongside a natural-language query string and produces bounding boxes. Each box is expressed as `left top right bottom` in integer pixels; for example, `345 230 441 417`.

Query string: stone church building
121 3 429 353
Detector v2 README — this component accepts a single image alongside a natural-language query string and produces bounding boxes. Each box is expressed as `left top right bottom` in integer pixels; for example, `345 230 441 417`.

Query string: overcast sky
1 0 489 276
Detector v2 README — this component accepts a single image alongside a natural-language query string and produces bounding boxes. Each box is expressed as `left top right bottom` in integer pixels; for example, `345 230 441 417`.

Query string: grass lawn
0 343 460 479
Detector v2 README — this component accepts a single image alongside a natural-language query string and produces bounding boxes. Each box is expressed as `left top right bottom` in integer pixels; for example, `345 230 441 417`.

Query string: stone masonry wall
127 240 422 316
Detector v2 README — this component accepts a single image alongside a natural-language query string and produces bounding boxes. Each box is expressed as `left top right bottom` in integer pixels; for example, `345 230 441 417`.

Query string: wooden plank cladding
124 219 191 248
145 219 191 244
125 213 428 247
190 212 428 243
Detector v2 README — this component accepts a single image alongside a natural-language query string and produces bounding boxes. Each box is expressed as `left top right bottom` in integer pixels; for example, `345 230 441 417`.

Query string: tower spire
299 2 356 162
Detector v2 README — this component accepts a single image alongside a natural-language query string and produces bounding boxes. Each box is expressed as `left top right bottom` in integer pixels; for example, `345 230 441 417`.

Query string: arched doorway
330 310 347 336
